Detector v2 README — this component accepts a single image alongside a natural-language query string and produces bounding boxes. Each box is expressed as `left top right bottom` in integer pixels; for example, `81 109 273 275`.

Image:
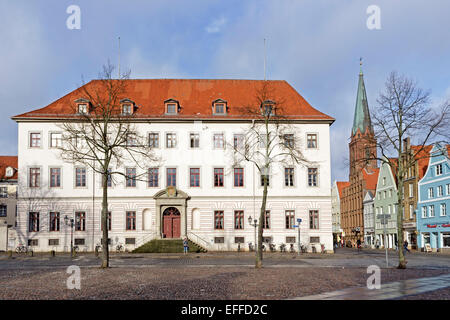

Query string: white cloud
205 16 227 33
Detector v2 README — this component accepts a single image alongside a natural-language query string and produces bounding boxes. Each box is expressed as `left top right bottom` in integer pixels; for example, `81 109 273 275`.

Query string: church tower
348 64 377 177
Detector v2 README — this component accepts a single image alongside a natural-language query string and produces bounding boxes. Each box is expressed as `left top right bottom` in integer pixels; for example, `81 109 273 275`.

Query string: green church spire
352 60 373 136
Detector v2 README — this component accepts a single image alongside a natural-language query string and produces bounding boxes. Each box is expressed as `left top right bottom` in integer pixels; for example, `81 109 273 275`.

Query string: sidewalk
292 273 450 300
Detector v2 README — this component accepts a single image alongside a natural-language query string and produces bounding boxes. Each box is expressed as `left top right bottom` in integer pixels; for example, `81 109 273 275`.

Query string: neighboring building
12 79 335 252
331 181 349 245
0 156 18 251
417 143 450 252
363 191 375 247
374 158 398 249
401 137 431 250
340 67 378 247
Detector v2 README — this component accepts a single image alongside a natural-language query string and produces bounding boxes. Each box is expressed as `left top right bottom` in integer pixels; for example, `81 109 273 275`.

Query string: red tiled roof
0 156 18 180
336 181 350 199
362 167 379 191
411 145 432 179
12 79 334 121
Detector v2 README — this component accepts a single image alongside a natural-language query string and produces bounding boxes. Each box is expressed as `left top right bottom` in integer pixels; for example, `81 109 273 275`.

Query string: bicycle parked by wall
116 243 124 252
279 243 286 253
15 243 27 254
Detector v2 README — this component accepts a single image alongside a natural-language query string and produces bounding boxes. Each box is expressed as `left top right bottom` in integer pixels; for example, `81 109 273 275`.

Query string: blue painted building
417 144 450 252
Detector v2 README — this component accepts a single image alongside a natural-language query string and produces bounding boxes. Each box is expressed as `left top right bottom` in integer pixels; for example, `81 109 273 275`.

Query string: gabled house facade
12 79 335 252
374 158 398 249
416 144 450 252
363 191 375 247
0 156 18 251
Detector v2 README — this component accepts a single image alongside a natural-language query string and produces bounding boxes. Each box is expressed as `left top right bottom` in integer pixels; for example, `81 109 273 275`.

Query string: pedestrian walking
183 237 189 255
356 239 361 252
403 240 410 254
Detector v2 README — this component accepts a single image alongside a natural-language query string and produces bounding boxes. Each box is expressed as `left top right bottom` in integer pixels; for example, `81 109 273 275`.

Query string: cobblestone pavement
293 273 450 300
0 266 449 299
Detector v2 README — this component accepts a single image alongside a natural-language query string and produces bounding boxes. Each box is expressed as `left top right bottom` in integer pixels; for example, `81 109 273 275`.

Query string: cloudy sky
1 0 449 182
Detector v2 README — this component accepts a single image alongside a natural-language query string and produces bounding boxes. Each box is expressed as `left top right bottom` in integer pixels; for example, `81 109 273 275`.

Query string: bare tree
366 71 450 269
228 82 311 268
58 62 159 268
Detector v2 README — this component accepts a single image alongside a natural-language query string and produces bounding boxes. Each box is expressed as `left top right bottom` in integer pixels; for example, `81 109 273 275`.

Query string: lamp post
64 215 74 258
296 218 302 255
248 215 258 252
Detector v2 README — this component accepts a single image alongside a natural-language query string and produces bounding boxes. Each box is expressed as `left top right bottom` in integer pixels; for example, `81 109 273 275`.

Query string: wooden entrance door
163 207 181 238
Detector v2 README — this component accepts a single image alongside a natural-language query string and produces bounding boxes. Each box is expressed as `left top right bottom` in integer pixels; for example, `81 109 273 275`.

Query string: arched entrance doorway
163 207 181 238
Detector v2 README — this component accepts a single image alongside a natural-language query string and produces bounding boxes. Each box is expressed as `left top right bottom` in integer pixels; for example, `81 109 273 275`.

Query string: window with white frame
447 184 450 195
428 187 434 199
283 134 295 148
213 103 225 115
0 204 6 217
285 168 294 187
75 167 87 187
409 184 413 197
29 167 40 187
410 204 414 218
233 134 244 149
190 133 200 148
166 133 177 148
0 187 7 198
213 133 224 149
437 185 443 197
307 134 317 148
389 189 392 198
429 205 435 217
436 164 443 176
422 206 427 218
122 104 132 115
50 133 62 148
441 203 447 216
259 134 268 149
78 104 88 114
166 103 177 114
443 233 450 248
308 168 318 187
148 133 159 148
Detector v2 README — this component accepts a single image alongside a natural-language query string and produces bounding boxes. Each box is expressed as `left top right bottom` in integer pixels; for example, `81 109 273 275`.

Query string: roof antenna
118 36 121 79
264 38 267 81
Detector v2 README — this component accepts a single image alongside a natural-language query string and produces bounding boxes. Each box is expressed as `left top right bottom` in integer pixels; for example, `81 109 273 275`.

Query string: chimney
403 137 410 152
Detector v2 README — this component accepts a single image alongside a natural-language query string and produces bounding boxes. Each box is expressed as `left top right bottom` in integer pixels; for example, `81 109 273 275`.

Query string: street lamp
248 215 258 252
64 215 74 258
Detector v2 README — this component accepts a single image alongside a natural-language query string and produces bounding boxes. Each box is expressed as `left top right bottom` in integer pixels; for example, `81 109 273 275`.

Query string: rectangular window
166 103 177 114
74 238 85 245
283 134 295 148
436 164 443 176
75 211 86 231
126 168 137 187
126 133 137 147
263 210 270 229
438 185 443 197
125 238 136 245
0 205 6 217
190 168 200 187
50 168 61 188
214 237 224 244
441 203 447 216
214 103 225 114
213 133 224 149
29 168 40 187
308 168 318 187
122 104 132 115
148 133 159 148
214 168 224 187
48 239 59 246
78 104 88 114
233 134 244 149
75 168 86 187
214 210 224 230
410 204 414 218
49 212 60 232
166 133 177 148
166 168 177 187
29 132 41 148
447 184 450 195
234 168 244 187
285 210 295 229
429 205 435 218
443 233 450 248
126 211 136 230
234 210 244 230
260 173 270 187
389 189 392 198
309 210 319 229
0 187 8 198
422 206 427 218
28 239 38 246
29 212 39 232
148 168 159 187
409 184 413 197
307 134 317 148
428 187 434 199
286 236 296 243
50 133 62 148
234 237 245 244
285 168 294 187
190 133 200 148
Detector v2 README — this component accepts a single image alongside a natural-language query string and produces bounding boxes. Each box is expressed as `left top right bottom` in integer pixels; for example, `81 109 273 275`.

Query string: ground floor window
423 233 430 245
443 233 450 248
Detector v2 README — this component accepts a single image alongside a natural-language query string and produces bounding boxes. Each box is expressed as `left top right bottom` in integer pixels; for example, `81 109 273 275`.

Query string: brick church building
339 67 379 247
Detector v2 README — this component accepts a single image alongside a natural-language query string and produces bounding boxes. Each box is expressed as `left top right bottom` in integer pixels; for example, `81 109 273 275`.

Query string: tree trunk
256 175 268 269
101 172 109 268
397 157 407 269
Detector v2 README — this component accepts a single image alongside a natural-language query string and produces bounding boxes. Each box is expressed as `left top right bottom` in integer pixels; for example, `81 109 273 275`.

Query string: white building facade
13 79 335 253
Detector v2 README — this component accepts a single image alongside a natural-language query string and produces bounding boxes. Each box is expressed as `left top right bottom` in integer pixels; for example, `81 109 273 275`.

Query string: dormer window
5 167 14 178
165 99 179 114
261 100 275 117
212 99 227 115
75 98 90 115
120 98 135 115
78 104 88 114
